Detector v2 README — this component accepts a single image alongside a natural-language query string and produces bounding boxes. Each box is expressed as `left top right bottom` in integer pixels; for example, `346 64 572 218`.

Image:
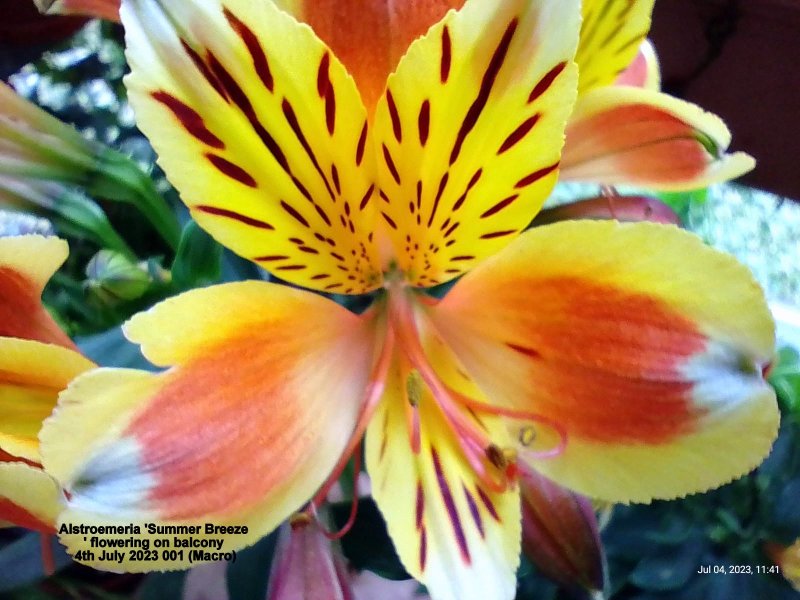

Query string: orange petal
427 221 777 503
275 0 464 113
40 281 377 571
562 86 755 190
0 235 74 348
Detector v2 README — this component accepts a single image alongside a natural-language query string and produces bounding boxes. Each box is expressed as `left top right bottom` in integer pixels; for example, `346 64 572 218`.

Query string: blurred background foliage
1 15 799 600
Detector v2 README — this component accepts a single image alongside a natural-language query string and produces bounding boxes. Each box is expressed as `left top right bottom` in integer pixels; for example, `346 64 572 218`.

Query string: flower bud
266 515 355 600
85 249 151 303
519 465 606 597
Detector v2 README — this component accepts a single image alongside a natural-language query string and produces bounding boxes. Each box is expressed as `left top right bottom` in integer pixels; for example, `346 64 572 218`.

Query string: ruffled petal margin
41 281 376 571
561 86 755 190
427 221 778 503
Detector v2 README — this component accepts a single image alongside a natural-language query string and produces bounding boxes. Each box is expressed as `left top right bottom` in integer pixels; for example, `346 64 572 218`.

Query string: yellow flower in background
39 1 776 599
561 0 755 190
0 235 94 533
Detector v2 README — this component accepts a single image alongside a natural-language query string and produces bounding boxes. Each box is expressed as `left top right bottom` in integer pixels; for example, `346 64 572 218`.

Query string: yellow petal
0 462 60 533
562 86 755 190
0 337 94 462
576 0 655 94
0 235 75 348
427 221 778 503
366 357 520 600
273 0 465 114
41 281 376 571
122 0 382 293
373 0 580 286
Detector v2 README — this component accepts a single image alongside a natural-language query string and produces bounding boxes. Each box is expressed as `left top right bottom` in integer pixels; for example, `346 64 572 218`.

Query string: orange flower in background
765 540 800 592
0 235 94 533
560 0 754 190
33 0 120 22
38 1 776 599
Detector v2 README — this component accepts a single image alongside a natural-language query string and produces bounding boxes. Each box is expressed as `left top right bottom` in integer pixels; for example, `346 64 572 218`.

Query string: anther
290 512 312 530
518 426 536 447
406 369 424 407
486 444 507 470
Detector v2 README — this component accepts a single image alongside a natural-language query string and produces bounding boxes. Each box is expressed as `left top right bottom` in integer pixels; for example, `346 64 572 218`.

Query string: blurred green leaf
171 221 223 290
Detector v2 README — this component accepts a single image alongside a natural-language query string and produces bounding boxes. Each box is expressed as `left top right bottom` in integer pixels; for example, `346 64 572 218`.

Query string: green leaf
171 221 223 290
769 346 800 415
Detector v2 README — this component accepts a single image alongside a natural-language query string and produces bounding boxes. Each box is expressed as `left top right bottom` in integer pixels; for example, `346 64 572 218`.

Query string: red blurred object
532 195 682 227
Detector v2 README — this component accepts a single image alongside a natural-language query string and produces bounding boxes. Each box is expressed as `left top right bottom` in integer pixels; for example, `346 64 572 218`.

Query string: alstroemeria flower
41 1 777 598
561 0 754 190
0 235 95 533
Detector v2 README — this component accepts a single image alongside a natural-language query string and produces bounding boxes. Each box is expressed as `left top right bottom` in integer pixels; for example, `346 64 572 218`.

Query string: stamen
319 439 363 541
450 389 568 458
387 284 507 492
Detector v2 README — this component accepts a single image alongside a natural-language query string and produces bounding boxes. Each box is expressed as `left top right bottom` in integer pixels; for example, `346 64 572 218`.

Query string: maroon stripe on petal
195 205 273 229
431 448 470 564
480 194 519 218
515 162 559 189
450 19 518 165
415 481 424 529
440 26 452 83
355 121 368 166
477 486 501 522
498 114 541 154
480 229 516 239
463 484 484 538
223 7 274 92
204 153 257 187
280 200 310 228
528 62 567 103
386 89 403 143
418 100 430 146
152 91 225 149
180 41 228 101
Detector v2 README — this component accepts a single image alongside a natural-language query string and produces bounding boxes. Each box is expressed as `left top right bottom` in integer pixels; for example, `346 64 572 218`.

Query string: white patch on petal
68 437 156 518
